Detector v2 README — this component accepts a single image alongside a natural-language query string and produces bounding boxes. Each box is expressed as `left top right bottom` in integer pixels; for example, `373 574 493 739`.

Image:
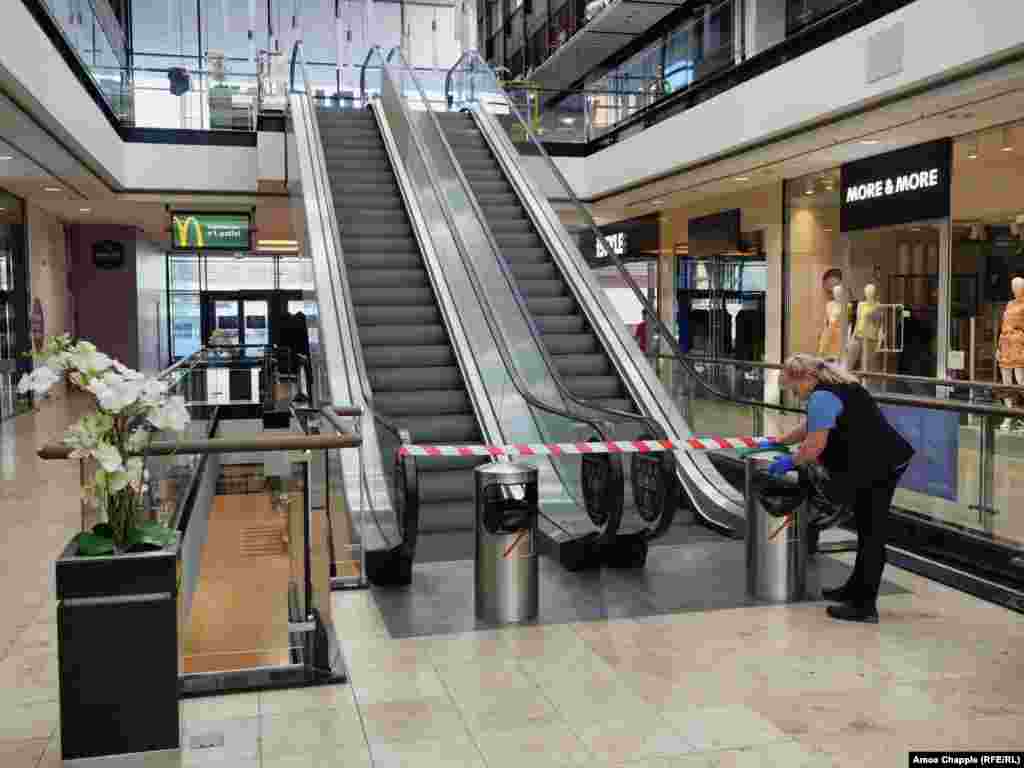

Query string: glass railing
34 0 132 123
661 354 1024 551
41 363 361 691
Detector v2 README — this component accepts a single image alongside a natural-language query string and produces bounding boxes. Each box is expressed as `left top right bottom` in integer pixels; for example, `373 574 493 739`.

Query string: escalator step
417 500 477 533
515 279 565 297
399 414 481 444
555 354 613 376
360 323 448 346
373 389 471 416
563 376 624 399
509 262 557 280
362 345 456 368
536 314 585 333
418 469 479 504
527 296 577 315
349 269 429 288
355 304 440 325
347 251 424 270
481 204 527 220
503 247 551 264
332 184 401 201
337 170 396 185
369 365 463 391
543 334 599 354
340 216 413 237
338 195 404 212
342 236 419 253
351 286 437 306
486 218 533 234
493 233 543 249
592 398 636 414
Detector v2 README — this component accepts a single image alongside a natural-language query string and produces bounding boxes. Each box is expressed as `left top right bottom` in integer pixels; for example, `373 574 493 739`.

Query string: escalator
438 112 635 417
317 108 487 538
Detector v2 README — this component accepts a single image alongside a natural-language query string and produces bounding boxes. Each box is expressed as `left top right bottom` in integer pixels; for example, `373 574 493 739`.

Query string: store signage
840 139 952 232
171 213 251 250
579 214 659 266
595 232 627 260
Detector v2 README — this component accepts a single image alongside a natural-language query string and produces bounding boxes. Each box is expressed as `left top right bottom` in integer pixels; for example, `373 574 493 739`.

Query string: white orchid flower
68 348 114 376
113 361 145 381
95 378 145 413
17 365 60 396
149 395 190 432
92 442 124 474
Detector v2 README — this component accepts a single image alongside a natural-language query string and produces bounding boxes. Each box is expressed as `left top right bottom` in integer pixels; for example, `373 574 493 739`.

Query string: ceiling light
1002 126 1015 152
43 186 61 192
0 155 12 161
735 176 749 182
860 139 880 145
257 239 297 247
559 117 575 126
0 208 6 213
649 198 664 205
823 226 833 232
965 134 978 159
79 207 91 213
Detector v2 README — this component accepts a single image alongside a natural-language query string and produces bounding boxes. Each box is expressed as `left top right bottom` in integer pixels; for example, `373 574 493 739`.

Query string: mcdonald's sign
171 213 251 250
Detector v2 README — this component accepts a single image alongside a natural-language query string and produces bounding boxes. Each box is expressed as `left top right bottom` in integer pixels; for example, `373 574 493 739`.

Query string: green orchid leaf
131 521 178 549
76 532 115 556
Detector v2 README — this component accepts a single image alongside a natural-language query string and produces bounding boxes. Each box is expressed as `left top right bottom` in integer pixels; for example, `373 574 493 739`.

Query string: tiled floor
3 400 1024 767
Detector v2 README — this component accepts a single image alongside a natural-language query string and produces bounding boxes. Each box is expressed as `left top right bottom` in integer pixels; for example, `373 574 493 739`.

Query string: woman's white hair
782 353 859 386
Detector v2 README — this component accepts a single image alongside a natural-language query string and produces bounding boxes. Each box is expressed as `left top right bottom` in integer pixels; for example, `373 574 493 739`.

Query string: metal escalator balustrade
316 106 489 542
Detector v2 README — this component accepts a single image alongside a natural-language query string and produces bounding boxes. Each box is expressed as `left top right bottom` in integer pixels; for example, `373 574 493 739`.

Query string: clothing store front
785 139 952 385
784 127 1024 546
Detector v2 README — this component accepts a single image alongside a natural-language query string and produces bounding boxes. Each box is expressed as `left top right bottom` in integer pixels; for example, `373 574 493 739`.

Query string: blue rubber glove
766 454 795 476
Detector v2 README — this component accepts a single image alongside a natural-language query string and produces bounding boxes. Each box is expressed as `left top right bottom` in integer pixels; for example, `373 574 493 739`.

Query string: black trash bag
802 464 854 530
756 471 808 518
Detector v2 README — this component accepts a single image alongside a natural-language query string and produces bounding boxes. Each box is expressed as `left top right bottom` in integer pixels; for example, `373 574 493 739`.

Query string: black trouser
844 463 908 608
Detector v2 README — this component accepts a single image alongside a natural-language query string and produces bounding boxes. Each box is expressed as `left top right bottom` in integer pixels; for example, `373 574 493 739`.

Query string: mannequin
817 284 845 361
997 276 1024 430
847 283 884 373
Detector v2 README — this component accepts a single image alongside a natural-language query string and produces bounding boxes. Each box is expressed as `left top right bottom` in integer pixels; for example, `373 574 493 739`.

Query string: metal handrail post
970 413 998 527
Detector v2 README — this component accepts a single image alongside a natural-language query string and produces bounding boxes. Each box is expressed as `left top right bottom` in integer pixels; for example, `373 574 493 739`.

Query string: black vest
813 382 915 494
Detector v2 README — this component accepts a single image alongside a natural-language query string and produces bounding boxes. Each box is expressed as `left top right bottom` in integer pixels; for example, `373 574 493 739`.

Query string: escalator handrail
290 41 406 446
444 50 793 418
381 48 645 446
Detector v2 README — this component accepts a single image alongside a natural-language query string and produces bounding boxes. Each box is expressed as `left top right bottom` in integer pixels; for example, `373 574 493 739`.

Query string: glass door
243 299 269 358
213 300 241 346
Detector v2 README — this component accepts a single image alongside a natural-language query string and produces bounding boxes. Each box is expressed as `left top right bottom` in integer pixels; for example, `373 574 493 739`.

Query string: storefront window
205 255 275 291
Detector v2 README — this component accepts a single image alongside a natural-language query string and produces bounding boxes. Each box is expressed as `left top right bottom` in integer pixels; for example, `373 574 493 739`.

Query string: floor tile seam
429 658 506 768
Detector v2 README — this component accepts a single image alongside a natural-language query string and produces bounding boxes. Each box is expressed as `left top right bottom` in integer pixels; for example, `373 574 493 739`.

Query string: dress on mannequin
851 284 883 373
997 279 1024 430
817 286 845 361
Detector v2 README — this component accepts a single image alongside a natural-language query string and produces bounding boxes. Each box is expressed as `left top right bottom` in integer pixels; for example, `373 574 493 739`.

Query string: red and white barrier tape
397 436 778 458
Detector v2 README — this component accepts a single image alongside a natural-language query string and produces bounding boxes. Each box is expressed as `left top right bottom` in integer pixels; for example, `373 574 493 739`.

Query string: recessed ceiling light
79 207 91 213
735 176 749 182
860 139 881 145
0 155 12 161
649 199 664 205
43 186 61 192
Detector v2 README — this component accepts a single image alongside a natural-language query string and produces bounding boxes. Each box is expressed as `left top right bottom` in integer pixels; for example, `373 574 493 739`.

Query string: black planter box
55 539 180 761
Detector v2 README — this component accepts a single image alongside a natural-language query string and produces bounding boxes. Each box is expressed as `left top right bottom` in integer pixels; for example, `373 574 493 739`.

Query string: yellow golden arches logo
172 215 205 248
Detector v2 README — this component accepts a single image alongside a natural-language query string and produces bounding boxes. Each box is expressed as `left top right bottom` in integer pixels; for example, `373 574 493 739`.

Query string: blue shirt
807 390 844 433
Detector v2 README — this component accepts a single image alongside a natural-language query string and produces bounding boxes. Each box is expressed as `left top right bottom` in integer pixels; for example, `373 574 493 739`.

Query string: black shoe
826 604 878 623
821 585 854 602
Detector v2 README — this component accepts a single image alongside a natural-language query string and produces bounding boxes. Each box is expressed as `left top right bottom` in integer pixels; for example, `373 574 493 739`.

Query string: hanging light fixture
804 178 815 196
1001 124 1015 152
965 133 978 159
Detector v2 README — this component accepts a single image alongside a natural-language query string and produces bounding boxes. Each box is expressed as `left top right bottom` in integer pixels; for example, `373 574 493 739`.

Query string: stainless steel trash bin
745 455 808 603
475 462 539 623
